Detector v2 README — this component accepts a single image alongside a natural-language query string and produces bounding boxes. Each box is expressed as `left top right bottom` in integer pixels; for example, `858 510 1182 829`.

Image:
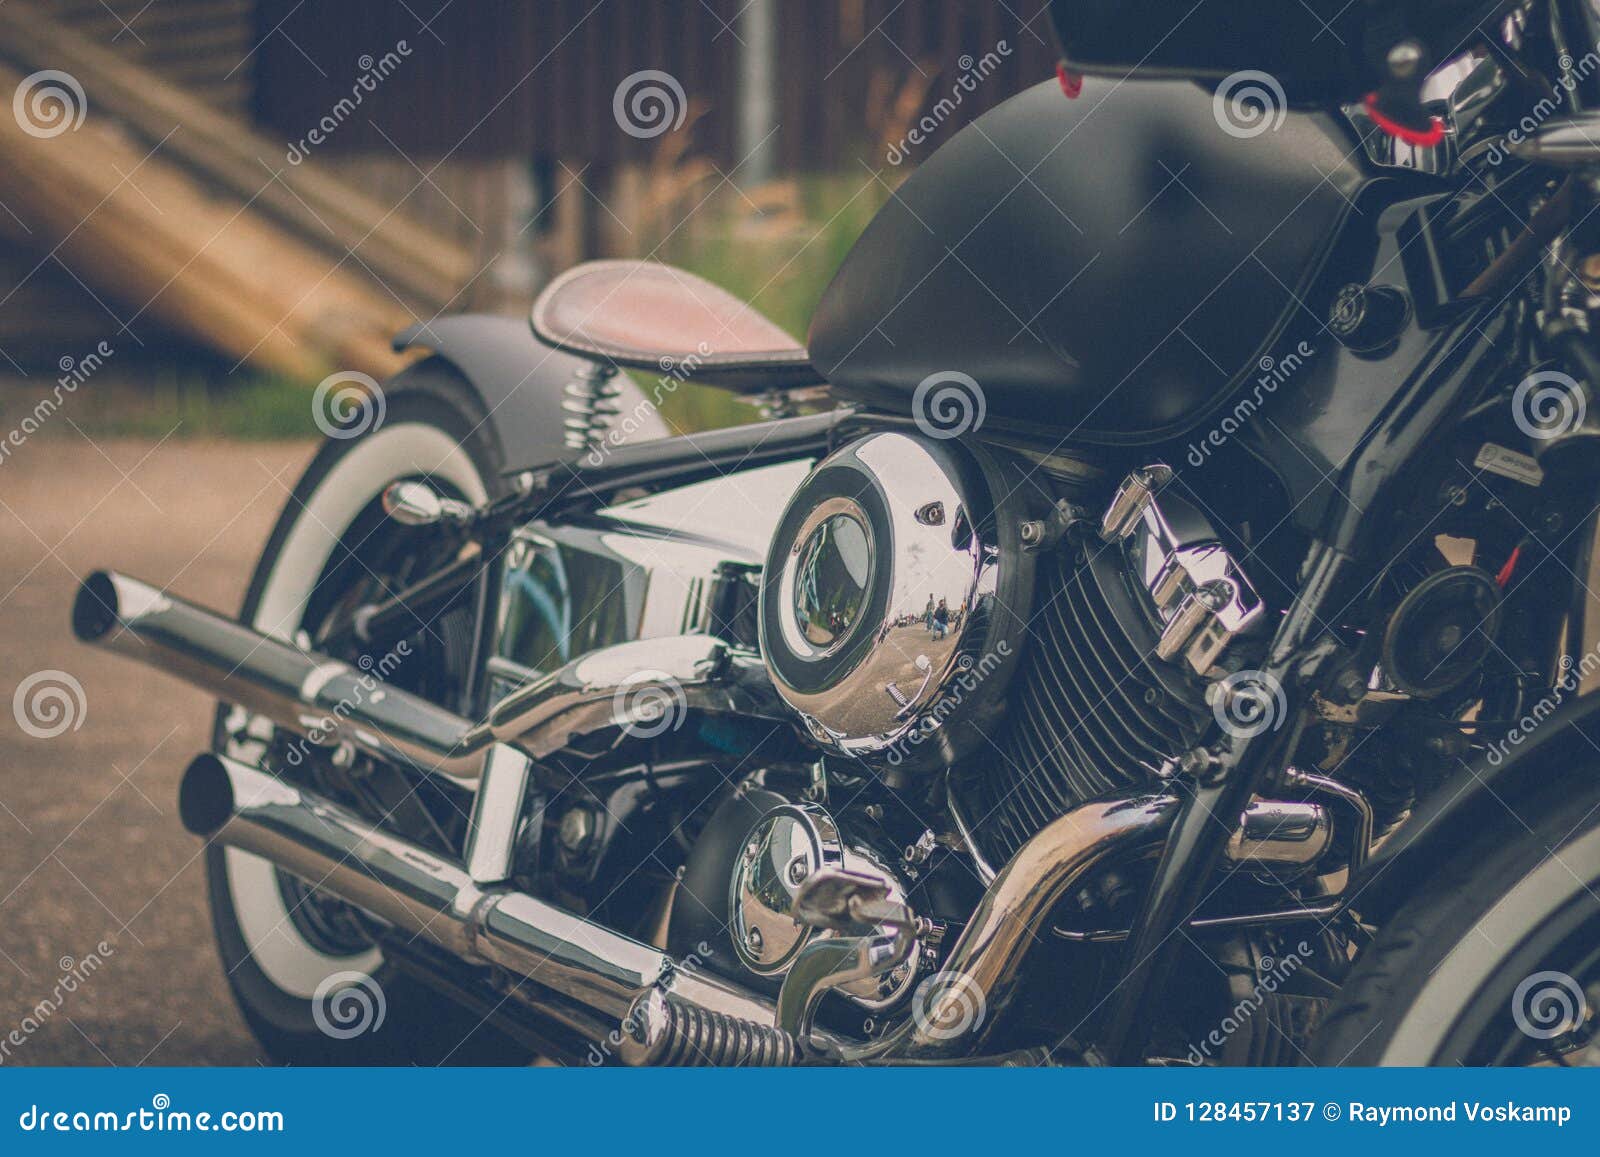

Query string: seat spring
562 362 625 451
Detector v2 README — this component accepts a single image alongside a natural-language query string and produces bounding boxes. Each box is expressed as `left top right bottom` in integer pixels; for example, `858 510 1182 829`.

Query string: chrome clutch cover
758 432 1028 769
728 802 915 1009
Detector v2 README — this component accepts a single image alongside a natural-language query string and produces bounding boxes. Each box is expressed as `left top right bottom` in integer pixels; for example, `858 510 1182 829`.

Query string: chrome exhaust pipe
181 752 794 1064
74 571 792 785
83 569 1289 1062
74 571 489 782
850 793 1183 1062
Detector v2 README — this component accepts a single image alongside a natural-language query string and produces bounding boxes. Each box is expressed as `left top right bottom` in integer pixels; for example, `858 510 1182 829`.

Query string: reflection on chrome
760 432 1020 768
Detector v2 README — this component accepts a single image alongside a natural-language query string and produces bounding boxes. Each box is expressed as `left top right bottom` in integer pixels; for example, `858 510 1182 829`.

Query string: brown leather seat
530 260 819 392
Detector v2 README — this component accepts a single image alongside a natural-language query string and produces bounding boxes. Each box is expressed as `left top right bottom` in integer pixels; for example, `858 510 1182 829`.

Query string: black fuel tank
808 77 1378 445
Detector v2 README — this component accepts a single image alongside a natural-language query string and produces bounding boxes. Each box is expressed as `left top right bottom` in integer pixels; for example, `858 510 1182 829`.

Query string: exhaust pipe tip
72 571 119 642
178 753 236 838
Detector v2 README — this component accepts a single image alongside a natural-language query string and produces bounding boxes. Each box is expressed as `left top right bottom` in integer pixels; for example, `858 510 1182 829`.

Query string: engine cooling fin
959 535 1210 869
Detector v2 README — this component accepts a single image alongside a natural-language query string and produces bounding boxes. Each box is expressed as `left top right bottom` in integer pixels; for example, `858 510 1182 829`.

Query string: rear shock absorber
562 361 624 453
618 991 800 1066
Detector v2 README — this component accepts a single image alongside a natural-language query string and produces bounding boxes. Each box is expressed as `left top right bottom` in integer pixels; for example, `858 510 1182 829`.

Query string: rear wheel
206 361 529 1065
1312 780 1600 1066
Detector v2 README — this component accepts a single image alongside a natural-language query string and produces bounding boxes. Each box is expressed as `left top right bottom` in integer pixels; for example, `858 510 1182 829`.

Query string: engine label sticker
1473 443 1544 487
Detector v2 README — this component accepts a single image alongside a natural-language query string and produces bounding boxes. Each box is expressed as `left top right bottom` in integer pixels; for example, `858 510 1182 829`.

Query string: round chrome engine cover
729 803 917 1009
759 432 1029 768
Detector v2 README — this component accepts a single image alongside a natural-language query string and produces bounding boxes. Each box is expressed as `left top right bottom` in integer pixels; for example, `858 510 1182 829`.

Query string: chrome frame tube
465 744 532 884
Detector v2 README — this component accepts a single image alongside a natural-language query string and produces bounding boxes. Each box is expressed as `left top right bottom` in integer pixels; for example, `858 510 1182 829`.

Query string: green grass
0 368 323 441
645 173 888 434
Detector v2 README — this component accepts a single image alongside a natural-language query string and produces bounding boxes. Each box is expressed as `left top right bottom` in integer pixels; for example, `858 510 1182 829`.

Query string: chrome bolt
745 926 764 954
786 856 809 886
558 807 596 853
1387 40 1424 79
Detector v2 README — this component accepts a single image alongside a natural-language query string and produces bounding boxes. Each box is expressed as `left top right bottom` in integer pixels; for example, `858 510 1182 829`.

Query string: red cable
1496 545 1521 588
1057 62 1083 99
1362 92 1446 147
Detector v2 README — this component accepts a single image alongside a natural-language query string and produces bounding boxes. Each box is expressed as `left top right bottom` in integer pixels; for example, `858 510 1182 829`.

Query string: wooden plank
0 1 474 314
0 58 413 380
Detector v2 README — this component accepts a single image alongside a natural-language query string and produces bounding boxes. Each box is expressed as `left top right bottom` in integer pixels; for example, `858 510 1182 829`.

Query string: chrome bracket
1107 464 1265 675
775 868 922 1052
1100 464 1172 542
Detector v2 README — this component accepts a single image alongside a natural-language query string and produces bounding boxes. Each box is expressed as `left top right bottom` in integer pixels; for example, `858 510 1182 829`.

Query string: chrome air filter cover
759 431 1033 770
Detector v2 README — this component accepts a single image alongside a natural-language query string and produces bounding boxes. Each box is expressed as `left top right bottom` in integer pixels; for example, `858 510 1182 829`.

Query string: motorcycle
72 0 1600 1066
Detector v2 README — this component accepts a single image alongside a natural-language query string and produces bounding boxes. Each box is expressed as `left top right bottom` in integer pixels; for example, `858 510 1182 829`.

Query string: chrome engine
758 431 1034 770
759 435 1270 872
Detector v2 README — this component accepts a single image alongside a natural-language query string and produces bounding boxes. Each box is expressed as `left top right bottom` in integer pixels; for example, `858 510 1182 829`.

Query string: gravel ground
0 437 317 1066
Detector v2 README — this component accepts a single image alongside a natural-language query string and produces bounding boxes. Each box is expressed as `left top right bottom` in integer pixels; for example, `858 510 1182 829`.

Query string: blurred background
0 0 1055 1064
0 0 1056 434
